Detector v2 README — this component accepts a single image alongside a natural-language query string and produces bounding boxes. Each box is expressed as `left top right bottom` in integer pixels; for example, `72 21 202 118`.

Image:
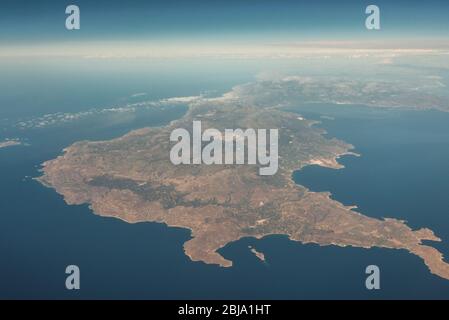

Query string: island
249 246 266 263
38 79 449 281
0 139 22 149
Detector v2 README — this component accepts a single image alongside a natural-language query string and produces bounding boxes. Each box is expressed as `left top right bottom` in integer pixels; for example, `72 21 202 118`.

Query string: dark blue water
292 104 449 298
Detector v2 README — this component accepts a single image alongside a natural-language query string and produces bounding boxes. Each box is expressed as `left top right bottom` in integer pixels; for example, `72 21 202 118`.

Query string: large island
39 78 449 281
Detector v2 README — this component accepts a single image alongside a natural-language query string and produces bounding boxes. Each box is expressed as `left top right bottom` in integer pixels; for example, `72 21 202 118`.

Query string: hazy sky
1 0 448 44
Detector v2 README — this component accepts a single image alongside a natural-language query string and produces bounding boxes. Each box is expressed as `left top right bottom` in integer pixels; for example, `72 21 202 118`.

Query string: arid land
39 79 449 281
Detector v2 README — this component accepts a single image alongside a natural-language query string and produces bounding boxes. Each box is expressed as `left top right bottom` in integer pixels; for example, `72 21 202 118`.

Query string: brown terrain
38 83 449 281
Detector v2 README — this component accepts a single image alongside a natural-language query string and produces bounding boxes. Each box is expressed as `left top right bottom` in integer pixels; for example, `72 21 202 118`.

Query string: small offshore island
0 139 22 149
39 78 449 281
249 246 266 263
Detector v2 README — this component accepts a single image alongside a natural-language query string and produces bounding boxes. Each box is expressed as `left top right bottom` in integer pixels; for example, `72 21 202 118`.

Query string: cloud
13 95 202 130
1 40 449 60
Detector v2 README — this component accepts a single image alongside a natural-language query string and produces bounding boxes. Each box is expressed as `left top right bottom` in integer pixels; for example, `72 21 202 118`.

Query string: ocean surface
2 62 449 299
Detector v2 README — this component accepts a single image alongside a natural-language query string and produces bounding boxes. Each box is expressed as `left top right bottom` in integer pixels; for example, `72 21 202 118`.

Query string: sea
1 59 449 299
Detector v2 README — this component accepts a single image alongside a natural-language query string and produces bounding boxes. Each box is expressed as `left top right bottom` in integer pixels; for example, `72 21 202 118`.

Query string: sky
0 0 448 55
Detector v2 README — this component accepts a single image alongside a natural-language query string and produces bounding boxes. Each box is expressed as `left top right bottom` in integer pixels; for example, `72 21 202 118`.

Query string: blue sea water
2 61 449 299
292 104 449 299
